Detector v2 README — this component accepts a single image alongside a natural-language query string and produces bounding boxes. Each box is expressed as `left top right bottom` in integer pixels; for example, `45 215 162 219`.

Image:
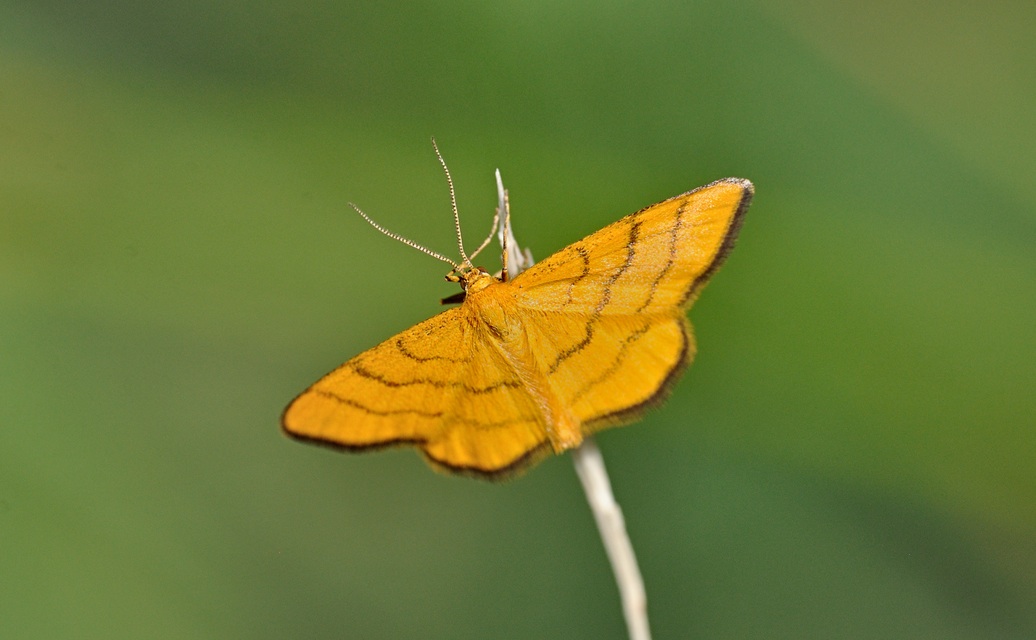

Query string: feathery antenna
350 203 457 267
431 137 471 267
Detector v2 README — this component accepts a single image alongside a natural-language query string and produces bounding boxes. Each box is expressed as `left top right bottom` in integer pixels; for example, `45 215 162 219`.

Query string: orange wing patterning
282 177 753 478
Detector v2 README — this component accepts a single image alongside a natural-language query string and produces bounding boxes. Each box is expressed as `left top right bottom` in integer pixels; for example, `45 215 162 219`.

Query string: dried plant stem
571 439 650 640
495 170 651 640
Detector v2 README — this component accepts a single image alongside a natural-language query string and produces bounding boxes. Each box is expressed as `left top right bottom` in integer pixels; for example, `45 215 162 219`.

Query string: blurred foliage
2 1 1034 638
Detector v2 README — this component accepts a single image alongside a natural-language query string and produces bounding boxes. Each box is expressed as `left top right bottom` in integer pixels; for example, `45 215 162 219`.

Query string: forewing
282 308 471 450
282 307 549 478
511 178 752 315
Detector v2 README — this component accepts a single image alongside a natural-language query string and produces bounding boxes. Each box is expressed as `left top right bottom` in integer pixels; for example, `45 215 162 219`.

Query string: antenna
430 137 471 267
349 203 457 267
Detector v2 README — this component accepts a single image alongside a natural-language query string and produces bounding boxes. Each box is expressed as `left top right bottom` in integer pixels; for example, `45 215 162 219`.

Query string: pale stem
571 440 651 640
496 169 533 279
495 169 651 640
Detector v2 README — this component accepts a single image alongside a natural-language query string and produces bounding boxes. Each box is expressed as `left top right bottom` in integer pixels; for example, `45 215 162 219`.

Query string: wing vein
547 220 641 373
313 389 444 418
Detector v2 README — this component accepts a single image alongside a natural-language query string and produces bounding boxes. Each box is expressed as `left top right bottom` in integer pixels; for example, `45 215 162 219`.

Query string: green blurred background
2 1 1034 638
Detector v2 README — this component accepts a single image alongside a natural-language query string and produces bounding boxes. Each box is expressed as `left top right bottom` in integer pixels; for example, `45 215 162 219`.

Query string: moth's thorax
463 275 519 339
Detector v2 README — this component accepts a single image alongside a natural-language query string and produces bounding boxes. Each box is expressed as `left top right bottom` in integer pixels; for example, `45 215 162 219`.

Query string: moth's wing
282 308 469 450
520 308 693 432
510 178 753 315
509 178 752 433
282 307 549 478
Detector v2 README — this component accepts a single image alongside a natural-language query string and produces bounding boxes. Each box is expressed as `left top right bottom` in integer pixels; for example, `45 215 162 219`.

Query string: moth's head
446 264 496 292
